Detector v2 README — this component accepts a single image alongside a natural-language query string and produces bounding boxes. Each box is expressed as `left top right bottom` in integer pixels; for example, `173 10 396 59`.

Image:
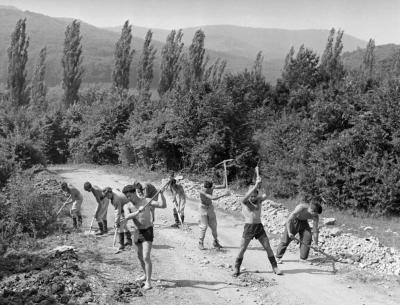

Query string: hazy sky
0 0 399 44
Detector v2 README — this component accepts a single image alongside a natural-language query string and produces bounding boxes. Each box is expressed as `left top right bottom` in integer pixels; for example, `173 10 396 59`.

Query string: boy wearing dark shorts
233 176 282 276
120 184 167 290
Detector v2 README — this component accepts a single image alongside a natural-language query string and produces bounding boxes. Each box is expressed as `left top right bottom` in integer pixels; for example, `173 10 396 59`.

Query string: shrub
1 172 64 246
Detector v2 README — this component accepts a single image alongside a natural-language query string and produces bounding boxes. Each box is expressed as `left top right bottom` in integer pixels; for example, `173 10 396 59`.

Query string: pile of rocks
175 178 400 276
0 246 93 304
318 228 400 275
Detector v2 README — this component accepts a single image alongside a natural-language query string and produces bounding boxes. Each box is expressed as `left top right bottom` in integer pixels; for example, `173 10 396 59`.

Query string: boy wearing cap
61 182 83 230
198 180 230 250
103 187 133 251
83 182 109 235
120 184 167 290
232 176 282 277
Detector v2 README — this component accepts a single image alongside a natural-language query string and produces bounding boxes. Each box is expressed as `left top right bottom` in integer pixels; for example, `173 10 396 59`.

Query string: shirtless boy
120 184 167 290
275 201 322 263
169 178 186 228
233 177 282 276
61 182 83 230
198 180 229 250
84 182 109 235
103 187 132 251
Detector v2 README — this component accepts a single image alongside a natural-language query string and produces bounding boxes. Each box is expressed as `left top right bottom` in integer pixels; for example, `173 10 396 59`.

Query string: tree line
1 19 400 215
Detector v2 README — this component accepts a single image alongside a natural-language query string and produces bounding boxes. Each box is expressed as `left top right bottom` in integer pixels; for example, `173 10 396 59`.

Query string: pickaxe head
215 159 234 167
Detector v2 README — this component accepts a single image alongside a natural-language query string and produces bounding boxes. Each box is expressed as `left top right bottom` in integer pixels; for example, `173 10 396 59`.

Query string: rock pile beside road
175 178 400 276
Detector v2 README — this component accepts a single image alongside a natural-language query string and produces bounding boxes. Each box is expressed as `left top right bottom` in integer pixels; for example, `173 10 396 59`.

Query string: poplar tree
112 20 135 92
363 38 376 78
30 47 47 113
189 29 207 83
203 58 227 89
282 46 295 80
320 28 345 82
137 30 156 101
252 51 264 78
180 29 208 91
7 18 29 107
391 50 400 77
320 28 335 72
62 20 83 107
158 29 184 96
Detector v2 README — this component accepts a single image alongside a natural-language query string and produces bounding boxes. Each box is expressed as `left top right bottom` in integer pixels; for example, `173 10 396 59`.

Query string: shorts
135 226 154 244
242 223 267 240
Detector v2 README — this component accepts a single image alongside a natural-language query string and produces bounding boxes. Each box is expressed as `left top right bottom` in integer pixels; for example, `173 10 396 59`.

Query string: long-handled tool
292 236 339 273
215 159 234 189
55 200 69 218
87 217 95 235
172 199 187 229
140 175 183 210
113 227 118 248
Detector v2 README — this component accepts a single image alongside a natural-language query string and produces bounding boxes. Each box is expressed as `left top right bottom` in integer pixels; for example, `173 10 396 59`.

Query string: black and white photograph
0 0 400 304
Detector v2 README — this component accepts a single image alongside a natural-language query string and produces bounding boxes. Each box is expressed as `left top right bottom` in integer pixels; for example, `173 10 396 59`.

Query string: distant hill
0 7 256 87
106 25 366 60
342 44 400 75
0 6 368 88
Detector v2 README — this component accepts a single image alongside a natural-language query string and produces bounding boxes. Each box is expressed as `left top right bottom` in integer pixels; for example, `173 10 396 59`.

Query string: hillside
0 7 367 87
342 43 400 74
0 7 255 87
107 24 366 60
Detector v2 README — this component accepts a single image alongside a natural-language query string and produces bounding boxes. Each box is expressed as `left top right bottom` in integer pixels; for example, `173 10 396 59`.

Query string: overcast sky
0 0 399 44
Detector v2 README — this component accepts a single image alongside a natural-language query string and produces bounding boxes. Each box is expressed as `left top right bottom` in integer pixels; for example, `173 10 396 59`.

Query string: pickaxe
215 159 234 189
292 236 340 273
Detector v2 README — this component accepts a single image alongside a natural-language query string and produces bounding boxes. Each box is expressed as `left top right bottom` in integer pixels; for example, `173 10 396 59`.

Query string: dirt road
54 166 400 305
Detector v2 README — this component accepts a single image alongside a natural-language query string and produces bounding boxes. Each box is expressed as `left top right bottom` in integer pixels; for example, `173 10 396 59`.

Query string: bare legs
136 241 153 289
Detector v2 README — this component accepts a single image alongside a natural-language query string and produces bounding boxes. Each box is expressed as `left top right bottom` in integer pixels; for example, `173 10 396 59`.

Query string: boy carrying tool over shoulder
198 180 230 250
84 182 109 235
120 184 167 291
103 187 133 252
61 182 83 230
233 176 282 277
275 201 322 263
169 178 186 228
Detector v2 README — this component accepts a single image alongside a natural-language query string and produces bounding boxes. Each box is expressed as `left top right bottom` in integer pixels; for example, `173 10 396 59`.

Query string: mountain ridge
0 6 381 87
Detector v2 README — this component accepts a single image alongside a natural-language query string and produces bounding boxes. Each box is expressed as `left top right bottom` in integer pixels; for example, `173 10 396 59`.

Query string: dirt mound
112 282 143 302
0 247 93 305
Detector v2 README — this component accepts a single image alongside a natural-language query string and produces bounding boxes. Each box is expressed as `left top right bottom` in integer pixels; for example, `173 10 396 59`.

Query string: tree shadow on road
156 278 237 291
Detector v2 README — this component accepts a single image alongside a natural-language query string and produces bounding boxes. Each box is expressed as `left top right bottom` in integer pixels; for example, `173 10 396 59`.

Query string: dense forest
2 18 400 217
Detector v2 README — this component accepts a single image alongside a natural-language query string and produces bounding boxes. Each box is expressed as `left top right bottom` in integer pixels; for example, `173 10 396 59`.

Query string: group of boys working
60 169 322 289
197 172 322 277
60 178 187 290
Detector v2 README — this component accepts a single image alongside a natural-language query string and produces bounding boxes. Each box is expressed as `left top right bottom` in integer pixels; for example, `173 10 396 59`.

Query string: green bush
1 173 63 244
